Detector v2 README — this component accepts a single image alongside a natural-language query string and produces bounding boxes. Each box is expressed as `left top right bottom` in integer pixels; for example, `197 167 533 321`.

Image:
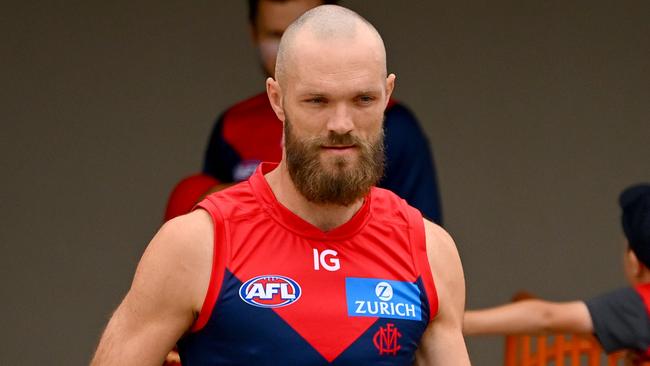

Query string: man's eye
306 97 326 104
358 95 375 104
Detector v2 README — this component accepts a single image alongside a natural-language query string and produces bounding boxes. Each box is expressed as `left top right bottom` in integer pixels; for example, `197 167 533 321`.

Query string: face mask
257 39 280 76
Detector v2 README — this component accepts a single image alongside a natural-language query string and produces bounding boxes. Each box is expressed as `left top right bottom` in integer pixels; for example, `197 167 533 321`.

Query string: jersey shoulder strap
190 196 230 332
404 202 439 320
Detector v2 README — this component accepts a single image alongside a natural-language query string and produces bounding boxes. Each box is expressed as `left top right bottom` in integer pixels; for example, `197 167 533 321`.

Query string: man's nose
327 103 354 135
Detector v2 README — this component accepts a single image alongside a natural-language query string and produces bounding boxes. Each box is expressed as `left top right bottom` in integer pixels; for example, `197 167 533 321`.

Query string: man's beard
284 118 385 206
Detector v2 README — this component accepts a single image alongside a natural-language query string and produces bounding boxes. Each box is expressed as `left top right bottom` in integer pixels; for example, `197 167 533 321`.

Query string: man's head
620 184 650 284
266 5 396 206
248 0 337 77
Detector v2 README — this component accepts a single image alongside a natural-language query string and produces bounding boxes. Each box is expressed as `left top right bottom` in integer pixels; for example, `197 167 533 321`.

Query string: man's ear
266 77 285 121
385 73 396 107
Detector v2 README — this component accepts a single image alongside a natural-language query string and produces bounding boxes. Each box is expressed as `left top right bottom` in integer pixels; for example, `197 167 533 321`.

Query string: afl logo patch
239 275 301 308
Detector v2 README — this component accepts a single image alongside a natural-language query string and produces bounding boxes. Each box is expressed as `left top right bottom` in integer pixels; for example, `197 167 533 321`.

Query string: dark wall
1 1 648 364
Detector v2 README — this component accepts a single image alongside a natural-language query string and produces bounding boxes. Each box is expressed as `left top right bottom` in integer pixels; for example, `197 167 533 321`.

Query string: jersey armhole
190 198 228 332
406 205 439 321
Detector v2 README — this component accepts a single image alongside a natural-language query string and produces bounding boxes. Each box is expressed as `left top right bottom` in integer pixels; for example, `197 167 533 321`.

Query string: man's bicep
416 318 470 365
91 289 183 366
424 221 466 324
91 214 211 365
417 220 470 364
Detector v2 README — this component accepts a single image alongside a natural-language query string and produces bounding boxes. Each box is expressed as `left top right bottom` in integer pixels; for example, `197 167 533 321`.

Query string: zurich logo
239 275 301 308
346 277 422 321
375 281 393 301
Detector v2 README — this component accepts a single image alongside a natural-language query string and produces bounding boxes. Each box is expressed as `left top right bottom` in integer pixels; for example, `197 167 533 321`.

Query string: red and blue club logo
239 275 302 308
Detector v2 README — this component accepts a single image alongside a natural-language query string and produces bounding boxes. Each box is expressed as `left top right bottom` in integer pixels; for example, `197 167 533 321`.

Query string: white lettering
395 303 405 316
355 301 366 314
352 299 418 319
367 302 378 314
313 249 320 270
405 304 416 317
320 249 340 271
264 283 280 299
313 249 340 271
380 302 389 314
280 283 295 299
246 283 266 299
246 283 297 300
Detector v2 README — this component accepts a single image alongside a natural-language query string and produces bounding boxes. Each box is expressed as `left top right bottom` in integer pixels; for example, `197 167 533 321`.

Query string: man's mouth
321 145 358 156
322 145 356 149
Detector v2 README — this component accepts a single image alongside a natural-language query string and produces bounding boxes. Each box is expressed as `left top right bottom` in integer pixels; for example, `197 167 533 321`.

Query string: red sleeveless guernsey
177 163 438 365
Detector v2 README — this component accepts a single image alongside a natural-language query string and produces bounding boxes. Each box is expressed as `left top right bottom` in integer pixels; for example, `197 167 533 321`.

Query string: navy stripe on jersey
178 270 324 365
178 270 431 365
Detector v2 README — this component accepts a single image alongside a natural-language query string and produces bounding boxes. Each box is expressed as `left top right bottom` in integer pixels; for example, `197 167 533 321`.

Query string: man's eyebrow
297 92 329 98
357 89 381 94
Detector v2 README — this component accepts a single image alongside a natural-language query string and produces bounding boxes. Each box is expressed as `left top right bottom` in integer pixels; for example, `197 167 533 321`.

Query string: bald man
91 6 469 365
167 0 442 224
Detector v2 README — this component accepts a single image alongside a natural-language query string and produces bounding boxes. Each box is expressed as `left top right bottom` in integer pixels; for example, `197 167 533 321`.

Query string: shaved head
264 4 396 207
275 5 387 86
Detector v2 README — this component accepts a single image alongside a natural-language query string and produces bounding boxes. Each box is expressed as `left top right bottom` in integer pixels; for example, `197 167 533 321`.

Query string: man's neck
264 162 365 232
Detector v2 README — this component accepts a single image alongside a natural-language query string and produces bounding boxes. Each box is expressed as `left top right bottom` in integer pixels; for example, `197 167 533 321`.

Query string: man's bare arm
91 210 213 366
464 299 593 336
415 220 471 365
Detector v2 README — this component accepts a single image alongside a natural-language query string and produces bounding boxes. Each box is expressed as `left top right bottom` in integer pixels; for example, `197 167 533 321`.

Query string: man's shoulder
144 210 214 314
369 186 409 215
198 180 262 220
161 209 214 247
369 187 437 230
423 218 454 253
203 179 254 200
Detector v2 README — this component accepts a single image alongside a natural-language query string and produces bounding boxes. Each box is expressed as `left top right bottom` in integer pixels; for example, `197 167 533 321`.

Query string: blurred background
1 1 648 364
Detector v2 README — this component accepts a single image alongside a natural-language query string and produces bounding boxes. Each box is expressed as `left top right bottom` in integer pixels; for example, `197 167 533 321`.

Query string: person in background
164 0 442 224
464 184 650 360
